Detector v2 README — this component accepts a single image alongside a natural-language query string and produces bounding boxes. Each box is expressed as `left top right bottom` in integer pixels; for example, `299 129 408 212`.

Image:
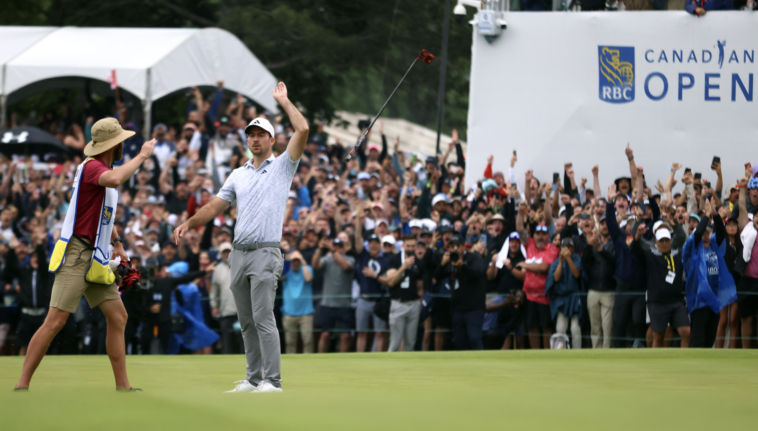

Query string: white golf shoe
254 382 282 393
224 380 258 393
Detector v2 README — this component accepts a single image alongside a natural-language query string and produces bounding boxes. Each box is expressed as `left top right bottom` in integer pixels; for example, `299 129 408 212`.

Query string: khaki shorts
50 237 120 313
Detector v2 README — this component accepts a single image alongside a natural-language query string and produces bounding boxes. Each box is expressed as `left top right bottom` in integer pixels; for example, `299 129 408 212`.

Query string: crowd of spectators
1 81 757 357
514 0 755 12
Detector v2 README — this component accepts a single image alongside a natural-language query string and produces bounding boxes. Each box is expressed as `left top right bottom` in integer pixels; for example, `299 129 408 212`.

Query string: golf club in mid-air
345 49 435 161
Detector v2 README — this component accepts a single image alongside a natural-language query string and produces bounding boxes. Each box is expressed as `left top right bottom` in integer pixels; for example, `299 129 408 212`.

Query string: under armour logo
2 131 28 143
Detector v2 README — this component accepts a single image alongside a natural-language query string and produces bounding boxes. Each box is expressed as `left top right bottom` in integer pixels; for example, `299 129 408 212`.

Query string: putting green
1 350 756 431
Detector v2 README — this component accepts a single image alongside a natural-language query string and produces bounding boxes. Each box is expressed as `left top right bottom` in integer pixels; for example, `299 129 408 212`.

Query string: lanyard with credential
665 253 675 273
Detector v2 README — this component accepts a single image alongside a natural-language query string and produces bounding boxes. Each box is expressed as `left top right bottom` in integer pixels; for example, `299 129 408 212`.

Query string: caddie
14 118 155 392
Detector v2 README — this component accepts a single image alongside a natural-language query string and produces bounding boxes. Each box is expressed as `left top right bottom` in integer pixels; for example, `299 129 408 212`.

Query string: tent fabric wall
1 26 278 135
0 26 58 128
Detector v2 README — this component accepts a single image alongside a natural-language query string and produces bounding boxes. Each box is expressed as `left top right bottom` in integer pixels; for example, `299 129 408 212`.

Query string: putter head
418 49 435 65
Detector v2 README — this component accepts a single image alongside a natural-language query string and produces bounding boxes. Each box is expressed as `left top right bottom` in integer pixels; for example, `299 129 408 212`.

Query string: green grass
1 350 757 431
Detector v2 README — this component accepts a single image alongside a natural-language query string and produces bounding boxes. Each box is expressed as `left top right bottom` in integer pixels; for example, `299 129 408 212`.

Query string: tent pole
1 64 6 129
0 95 6 130
143 68 152 140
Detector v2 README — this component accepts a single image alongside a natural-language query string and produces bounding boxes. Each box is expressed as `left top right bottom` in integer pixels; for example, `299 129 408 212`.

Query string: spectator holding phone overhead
682 198 737 347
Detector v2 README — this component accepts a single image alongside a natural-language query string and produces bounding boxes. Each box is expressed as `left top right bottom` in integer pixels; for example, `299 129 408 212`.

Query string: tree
3 0 473 138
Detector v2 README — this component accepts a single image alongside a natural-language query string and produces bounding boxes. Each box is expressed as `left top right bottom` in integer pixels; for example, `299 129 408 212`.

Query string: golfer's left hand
272 82 288 104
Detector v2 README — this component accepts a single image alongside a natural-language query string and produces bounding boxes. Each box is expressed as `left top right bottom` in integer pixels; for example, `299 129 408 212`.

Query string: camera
450 252 460 263
454 3 467 24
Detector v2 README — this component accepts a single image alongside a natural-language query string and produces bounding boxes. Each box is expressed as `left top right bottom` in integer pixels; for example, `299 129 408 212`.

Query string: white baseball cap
381 235 396 245
432 193 449 207
655 229 671 241
244 117 275 137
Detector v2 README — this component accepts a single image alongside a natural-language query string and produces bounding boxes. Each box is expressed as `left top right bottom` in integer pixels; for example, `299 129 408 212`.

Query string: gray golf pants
388 299 421 352
230 247 284 388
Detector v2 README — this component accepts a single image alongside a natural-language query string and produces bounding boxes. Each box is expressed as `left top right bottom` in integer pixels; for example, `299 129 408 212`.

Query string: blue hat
689 214 700 222
168 261 189 277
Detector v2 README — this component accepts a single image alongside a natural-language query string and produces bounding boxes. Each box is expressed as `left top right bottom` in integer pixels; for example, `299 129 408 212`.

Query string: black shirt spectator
386 252 422 302
2 243 51 309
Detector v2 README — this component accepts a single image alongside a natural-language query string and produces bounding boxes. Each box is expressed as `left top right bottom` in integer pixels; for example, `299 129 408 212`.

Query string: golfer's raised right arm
175 197 230 244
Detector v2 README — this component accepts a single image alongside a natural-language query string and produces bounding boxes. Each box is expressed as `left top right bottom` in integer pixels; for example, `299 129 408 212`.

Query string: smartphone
704 181 711 189
712 156 720 166
553 172 560 184
684 168 692 174
578 213 591 220
513 150 517 156
694 172 702 180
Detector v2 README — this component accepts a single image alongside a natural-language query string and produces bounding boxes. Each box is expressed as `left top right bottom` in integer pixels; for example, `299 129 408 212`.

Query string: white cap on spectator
244 117 275 137
655 229 671 241
219 242 233 253
376 218 389 226
409 219 423 229
432 193 449 207
167 214 178 227
653 220 671 233
421 218 437 232
357 172 370 181
381 235 396 245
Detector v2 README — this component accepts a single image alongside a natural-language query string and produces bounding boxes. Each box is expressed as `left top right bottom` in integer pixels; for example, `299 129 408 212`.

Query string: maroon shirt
73 157 111 243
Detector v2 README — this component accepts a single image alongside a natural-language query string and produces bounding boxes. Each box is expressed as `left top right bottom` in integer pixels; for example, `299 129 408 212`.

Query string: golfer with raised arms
174 82 307 393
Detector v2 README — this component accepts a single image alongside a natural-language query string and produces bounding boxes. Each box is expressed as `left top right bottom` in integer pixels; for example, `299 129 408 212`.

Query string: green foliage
2 0 472 138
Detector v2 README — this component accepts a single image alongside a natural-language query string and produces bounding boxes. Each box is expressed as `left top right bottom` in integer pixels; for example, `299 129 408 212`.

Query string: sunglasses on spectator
534 226 549 233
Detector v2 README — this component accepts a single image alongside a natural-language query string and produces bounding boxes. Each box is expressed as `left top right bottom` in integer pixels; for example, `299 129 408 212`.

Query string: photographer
141 262 215 354
486 232 527 349
582 218 616 349
381 235 423 352
545 238 584 349
434 235 486 351
312 237 355 353
2 235 51 356
355 206 390 352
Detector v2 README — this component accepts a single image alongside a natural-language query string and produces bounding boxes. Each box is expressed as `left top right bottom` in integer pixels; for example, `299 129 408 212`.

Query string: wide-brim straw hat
83 117 135 157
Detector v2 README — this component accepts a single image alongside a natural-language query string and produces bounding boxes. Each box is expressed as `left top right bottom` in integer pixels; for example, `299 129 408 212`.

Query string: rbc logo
598 46 635 104
102 206 113 225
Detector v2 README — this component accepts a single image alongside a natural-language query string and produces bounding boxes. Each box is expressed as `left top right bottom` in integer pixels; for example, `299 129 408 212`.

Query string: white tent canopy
1 26 278 137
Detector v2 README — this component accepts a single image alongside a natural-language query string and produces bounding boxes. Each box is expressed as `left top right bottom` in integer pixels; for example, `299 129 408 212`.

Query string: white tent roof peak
2 26 277 112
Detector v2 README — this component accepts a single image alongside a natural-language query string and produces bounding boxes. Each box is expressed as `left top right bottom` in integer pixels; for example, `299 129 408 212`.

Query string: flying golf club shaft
346 57 421 161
